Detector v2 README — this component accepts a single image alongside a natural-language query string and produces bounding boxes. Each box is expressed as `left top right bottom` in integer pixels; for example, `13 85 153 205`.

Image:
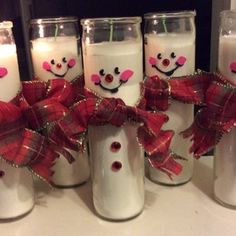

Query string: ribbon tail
148 152 182 178
180 110 222 158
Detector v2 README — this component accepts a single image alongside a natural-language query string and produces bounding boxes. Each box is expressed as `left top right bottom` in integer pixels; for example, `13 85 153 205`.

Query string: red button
111 141 121 152
111 161 122 172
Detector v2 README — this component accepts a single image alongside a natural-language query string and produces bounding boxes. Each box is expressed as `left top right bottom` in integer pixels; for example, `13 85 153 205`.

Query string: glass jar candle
214 10 236 208
81 17 144 220
144 11 196 185
0 21 34 219
30 17 90 187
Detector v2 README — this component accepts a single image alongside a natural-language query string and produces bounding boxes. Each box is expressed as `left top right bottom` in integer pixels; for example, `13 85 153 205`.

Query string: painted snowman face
31 36 83 82
42 57 76 78
144 33 195 78
83 41 143 105
91 67 134 94
148 52 186 77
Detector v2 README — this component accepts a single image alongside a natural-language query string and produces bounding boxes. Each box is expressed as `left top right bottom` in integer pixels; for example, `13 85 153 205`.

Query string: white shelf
2 156 236 236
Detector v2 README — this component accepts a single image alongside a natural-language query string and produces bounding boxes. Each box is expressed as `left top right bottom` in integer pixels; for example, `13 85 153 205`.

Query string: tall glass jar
214 10 236 208
30 17 90 187
81 17 144 220
0 21 34 219
144 11 196 185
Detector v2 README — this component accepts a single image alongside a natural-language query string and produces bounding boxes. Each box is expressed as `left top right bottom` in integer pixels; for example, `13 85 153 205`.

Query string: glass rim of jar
220 10 236 19
144 10 196 19
0 21 13 29
80 16 142 26
30 16 78 25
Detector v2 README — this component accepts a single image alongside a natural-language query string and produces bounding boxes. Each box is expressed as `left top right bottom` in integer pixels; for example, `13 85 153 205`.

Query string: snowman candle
214 10 236 208
144 11 196 185
30 17 89 187
81 17 144 220
0 21 34 219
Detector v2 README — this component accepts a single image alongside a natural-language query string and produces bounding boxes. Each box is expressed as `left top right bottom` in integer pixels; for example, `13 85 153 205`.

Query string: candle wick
163 17 168 34
54 24 59 40
109 20 113 42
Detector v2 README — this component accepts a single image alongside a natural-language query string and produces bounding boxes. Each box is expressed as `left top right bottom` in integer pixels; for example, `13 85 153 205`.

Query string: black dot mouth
231 69 236 74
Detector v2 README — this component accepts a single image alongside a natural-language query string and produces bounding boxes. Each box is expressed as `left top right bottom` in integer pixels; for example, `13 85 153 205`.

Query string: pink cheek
0 67 8 78
42 61 51 71
91 74 101 85
120 69 134 82
149 57 157 66
230 62 236 72
68 59 76 68
176 56 187 66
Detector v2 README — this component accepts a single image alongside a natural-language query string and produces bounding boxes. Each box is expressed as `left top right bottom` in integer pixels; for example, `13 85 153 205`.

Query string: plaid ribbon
181 73 235 157
0 100 59 184
18 76 85 131
0 76 85 184
49 89 182 176
141 71 212 111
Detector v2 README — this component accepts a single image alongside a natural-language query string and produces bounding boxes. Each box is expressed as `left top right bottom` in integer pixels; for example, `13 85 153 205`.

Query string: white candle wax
0 161 34 219
0 45 21 101
214 35 236 207
31 36 89 187
83 40 144 220
0 44 34 219
31 36 83 81
218 35 236 85
145 33 195 185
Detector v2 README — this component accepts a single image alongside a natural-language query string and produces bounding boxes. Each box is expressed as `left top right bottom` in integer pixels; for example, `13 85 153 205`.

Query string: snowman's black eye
157 53 162 60
99 69 105 76
51 59 55 65
170 52 176 58
114 67 120 75
62 57 67 63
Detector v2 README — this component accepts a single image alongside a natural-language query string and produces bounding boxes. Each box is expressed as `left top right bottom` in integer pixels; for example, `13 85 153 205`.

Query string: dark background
0 0 212 80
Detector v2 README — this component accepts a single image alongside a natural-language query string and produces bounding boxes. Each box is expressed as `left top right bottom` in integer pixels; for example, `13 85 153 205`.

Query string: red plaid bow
181 73 234 157
141 71 212 111
18 76 86 130
49 89 182 176
0 100 59 184
3 76 85 184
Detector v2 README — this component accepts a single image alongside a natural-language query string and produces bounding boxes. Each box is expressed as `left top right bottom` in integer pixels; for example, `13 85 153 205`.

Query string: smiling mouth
47 67 69 78
152 62 182 77
231 69 236 74
95 80 127 93
47 63 75 78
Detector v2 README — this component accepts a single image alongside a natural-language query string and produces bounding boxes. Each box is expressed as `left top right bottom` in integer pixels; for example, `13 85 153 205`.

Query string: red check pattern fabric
141 71 212 111
181 73 236 157
0 100 59 184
